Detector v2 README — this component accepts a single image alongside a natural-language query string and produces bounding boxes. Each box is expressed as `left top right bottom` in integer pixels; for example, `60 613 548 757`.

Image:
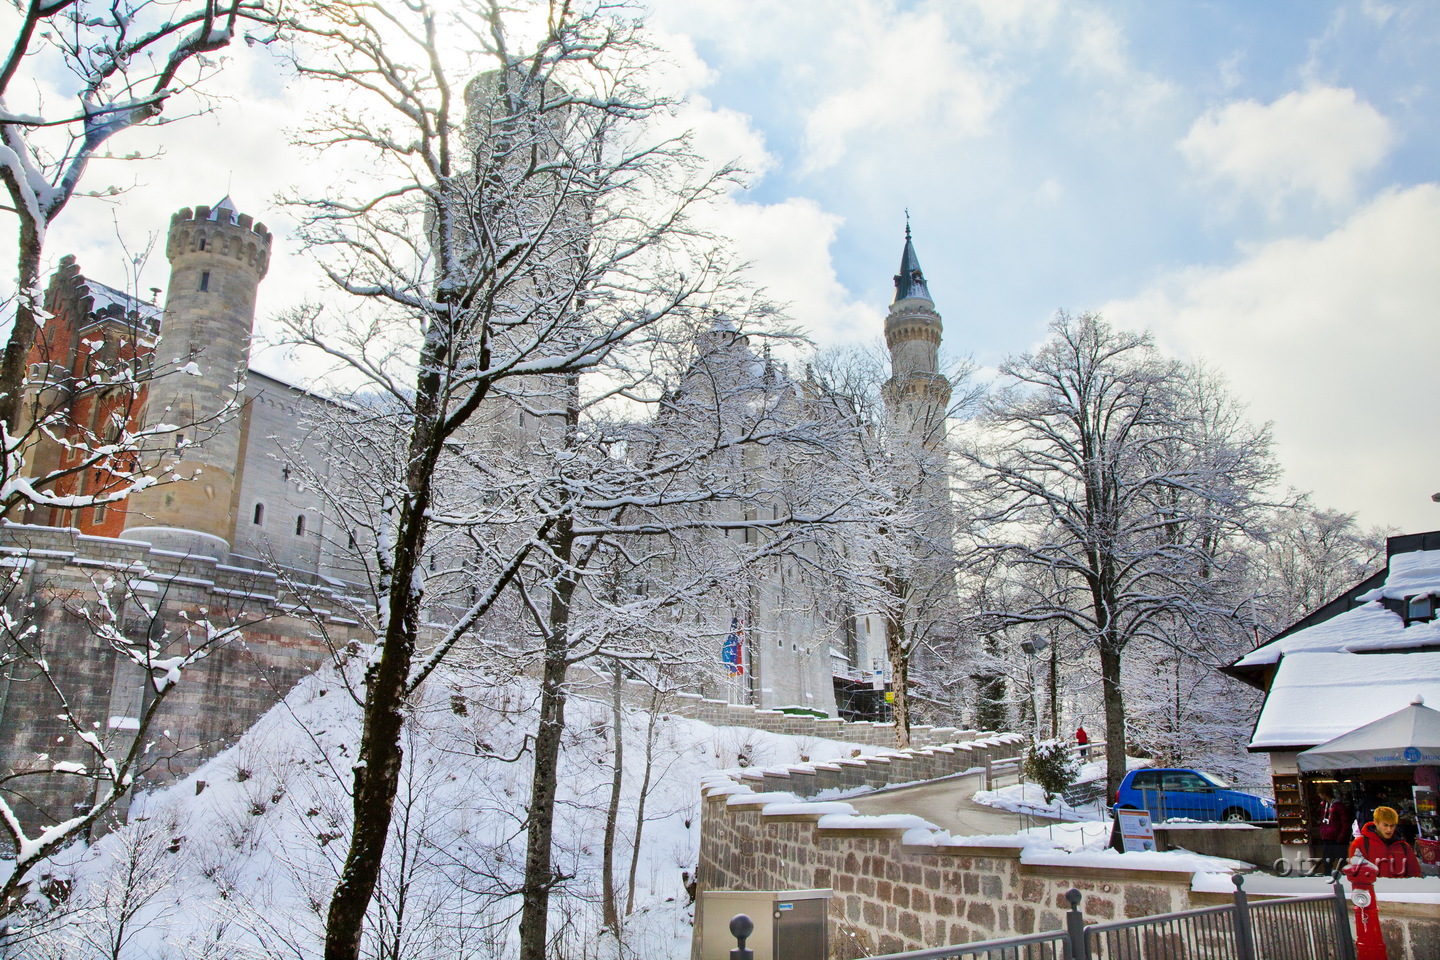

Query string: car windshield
1198 771 1230 789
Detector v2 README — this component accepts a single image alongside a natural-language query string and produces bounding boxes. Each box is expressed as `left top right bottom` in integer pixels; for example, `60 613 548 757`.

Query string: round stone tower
882 222 952 448
124 198 272 559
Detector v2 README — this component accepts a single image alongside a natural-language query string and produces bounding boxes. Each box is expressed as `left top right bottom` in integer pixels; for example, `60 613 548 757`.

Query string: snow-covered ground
14 661 870 959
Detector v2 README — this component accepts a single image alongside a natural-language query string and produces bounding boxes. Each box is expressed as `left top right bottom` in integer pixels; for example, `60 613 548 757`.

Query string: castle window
295 515 306 536
174 432 186 449
347 531 357 550
253 503 265 525
199 271 210 292
282 465 291 482
92 501 106 524
198 238 206 251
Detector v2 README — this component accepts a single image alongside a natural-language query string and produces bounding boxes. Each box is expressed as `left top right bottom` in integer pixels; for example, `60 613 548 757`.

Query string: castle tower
882 222 951 446
123 199 272 559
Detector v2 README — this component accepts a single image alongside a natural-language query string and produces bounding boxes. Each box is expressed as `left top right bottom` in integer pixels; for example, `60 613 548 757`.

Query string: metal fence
726 875 1356 960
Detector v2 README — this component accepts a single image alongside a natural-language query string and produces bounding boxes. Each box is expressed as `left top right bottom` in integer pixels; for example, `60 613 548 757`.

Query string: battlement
167 204 273 278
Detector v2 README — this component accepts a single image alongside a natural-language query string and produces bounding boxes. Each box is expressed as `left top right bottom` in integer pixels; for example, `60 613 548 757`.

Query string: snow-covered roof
1234 549 1440 668
83 279 161 327
1357 549 1440 602
1234 601 1440 668
1249 651 1440 750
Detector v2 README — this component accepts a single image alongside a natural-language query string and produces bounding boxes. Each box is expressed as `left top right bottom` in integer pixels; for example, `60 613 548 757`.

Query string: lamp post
1019 636 1048 741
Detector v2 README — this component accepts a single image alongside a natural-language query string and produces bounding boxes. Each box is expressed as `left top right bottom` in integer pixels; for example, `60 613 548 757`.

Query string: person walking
1075 725 1089 761
1315 784 1352 875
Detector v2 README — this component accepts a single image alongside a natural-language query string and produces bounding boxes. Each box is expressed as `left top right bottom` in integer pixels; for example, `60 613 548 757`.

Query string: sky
8 0 1440 532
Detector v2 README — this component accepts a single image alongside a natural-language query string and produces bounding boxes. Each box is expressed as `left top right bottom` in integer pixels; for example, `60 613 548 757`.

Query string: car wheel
1223 807 1249 823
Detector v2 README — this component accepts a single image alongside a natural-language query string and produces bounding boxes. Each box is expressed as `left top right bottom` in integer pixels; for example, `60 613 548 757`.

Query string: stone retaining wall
696 773 1440 960
0 523 370 832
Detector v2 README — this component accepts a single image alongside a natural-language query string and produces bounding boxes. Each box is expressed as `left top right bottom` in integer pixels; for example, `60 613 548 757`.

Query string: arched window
253 503 265 525
198 237 206 251
295 515 306 536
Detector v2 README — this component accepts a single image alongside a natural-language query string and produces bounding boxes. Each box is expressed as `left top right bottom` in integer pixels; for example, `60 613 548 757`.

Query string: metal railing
729 874 1356 960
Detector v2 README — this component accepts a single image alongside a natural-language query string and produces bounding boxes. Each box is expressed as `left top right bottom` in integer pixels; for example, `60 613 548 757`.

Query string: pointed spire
211 195 238 224
893 218 932 303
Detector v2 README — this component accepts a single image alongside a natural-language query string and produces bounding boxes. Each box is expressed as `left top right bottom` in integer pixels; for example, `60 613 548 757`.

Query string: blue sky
12 0 1440 532
638 0 1440 531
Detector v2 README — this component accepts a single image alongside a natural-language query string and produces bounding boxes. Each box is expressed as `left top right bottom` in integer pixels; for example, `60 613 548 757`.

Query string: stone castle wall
0 523 370 831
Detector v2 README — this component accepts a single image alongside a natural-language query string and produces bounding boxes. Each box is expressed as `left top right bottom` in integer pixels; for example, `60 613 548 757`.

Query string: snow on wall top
1237 549 1440 669
1249 651 1440 749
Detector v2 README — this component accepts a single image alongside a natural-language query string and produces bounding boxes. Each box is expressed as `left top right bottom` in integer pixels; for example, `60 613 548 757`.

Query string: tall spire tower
882 221 951 446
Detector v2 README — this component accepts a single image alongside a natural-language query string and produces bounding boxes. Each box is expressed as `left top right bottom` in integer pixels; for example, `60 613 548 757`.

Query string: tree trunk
887 605 910 749
626 691 659 917
0 219 45 434
1099 638 1127 799
517 520 577 960
324 301 452 960
600 663 624 935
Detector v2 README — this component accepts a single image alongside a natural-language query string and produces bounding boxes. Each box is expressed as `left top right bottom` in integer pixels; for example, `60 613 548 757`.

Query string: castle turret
882 222 951 447
123 199 272 559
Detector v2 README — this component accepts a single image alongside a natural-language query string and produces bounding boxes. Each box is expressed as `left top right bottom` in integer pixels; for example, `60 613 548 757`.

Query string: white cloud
799 7 1006 174
697 196 881 346
1179 87 1395 211
1102 184 1440 531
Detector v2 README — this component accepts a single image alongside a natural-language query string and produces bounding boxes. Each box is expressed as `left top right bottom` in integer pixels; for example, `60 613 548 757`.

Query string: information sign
1116 809 1156 853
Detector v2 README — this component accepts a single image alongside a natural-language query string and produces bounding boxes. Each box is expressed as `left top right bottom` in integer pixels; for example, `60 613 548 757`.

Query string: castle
0 194 957 827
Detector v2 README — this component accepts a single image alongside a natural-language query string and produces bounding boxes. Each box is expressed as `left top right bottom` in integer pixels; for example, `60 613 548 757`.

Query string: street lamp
1019 637 1049 741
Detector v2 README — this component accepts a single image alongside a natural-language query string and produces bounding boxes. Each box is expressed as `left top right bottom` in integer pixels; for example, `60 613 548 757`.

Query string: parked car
1114 768 1276 823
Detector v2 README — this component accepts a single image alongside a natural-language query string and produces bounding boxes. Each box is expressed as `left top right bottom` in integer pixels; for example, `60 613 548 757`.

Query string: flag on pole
721 616 745 675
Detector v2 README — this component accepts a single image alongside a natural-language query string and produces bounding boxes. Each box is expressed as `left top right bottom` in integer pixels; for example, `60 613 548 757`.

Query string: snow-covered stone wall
0 522 370 835
695 768 1440 959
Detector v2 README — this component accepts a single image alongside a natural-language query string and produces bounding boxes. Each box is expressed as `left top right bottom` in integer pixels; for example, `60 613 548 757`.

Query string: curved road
845 771 1067 837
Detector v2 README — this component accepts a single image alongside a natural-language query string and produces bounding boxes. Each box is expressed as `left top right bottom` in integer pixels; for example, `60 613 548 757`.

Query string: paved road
845 772 1064 837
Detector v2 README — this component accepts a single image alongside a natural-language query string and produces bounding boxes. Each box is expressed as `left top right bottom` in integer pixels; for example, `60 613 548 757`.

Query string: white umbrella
1297 694 1440 772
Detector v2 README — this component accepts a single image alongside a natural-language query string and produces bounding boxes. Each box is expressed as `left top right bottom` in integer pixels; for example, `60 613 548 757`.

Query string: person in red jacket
1315 784 1353 875
1349 806 1422 878
1075 725 1089 760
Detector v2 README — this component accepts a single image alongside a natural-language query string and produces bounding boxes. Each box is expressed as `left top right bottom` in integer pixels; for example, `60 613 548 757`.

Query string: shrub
1024 739 1079 804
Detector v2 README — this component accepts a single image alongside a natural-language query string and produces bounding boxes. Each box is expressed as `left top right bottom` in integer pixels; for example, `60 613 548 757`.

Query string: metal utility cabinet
699 889 830 960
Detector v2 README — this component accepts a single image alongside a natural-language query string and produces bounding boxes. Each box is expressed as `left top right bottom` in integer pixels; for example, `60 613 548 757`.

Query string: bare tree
808 342 977 746
273 2 771 956
0 566 255 927
955 312 1276 795
0 0 277 435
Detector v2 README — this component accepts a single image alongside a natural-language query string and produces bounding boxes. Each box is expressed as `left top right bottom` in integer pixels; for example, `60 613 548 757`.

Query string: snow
1250 651 1440 748
816 812 936 831
23 664 872 959
974 781 1110 822
1021 847 1252 874
1235 601 1440 667
1358 549 1440 602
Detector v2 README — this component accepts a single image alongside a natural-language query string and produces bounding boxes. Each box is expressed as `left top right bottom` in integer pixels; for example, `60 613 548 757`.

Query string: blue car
1114 768 1276 823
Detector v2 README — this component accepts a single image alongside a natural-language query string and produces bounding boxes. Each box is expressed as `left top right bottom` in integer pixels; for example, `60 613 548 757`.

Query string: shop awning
1297 695 1440 772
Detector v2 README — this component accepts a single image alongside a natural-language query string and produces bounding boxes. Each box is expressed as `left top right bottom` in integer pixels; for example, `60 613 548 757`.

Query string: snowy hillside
20 663 870 959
